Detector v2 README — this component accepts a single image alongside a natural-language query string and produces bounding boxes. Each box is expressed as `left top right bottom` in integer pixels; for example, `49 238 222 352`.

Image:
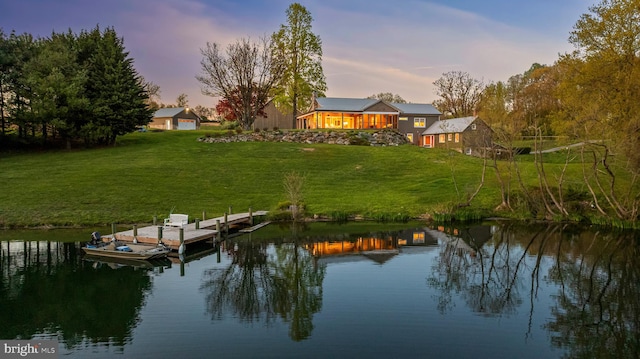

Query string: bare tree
176 93 189 108
140 76 161 109
197 37 285 130
283 171 305 221
367 92 407 103
433 71 484 118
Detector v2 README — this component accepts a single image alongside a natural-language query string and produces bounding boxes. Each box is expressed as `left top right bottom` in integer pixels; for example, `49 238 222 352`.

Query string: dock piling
157 226 163 245
153 216 157 226
111 223 117 239
202 211 206 221
179 228 185 255
195 218 200 230
133 224 138 243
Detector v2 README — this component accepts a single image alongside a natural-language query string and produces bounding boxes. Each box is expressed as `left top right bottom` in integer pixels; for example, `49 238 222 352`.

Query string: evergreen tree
82 26 152 145
24 31 88 147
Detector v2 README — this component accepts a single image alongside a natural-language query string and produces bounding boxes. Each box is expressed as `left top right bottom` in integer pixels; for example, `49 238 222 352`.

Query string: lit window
407 133 413 142
471 123 477 130
399 117 408 121
447 134 452 141
414 118 426 128
455 133 460 142
439 134 446 143
413 232 425 244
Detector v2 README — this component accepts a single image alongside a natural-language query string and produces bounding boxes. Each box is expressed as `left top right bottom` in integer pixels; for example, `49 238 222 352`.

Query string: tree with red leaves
215 85 267 122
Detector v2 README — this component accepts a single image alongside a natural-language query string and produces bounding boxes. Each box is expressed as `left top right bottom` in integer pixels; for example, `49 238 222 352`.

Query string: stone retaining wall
198 129 410 146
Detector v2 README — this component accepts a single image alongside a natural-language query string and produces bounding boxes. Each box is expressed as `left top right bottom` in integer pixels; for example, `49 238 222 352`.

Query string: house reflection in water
304 228 441 265
304 225 493 265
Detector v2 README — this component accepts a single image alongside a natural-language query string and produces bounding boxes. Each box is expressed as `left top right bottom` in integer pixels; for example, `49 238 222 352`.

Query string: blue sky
0 0 592 107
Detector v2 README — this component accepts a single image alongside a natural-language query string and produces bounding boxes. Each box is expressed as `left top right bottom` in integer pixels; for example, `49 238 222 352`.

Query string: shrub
347 132 371 146
220 120 238 130
329 211 350 223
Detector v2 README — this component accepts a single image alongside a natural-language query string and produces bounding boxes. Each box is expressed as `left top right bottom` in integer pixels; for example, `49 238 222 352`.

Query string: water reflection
0 240 161 353
427 222 640 358
0 224 639 358
544 228 640 358
200 237 326 341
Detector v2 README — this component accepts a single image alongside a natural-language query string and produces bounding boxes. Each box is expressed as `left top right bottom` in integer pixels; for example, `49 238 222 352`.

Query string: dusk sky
1 0 593 107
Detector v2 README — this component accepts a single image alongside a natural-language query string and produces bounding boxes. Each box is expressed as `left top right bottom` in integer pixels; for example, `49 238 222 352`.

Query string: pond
0 221 639 358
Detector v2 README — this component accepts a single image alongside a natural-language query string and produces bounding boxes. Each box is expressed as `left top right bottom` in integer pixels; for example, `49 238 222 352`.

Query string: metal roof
315 97 381 111
153 107 187 118
391 102 441 115
313 97 441 114
422 116 476 135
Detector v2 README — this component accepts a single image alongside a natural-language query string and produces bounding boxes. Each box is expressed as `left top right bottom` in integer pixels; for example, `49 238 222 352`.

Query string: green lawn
0 130 584 228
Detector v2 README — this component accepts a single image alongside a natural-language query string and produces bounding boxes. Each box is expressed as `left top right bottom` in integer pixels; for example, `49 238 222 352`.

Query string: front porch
297 111 398 130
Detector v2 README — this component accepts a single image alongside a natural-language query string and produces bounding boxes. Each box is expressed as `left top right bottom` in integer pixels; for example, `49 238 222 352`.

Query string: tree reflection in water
545 229 640 358
200 228 326 341
0 241 155 352
427 222 640 358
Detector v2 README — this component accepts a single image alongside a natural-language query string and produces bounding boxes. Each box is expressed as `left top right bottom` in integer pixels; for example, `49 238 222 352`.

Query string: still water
1 221 639 358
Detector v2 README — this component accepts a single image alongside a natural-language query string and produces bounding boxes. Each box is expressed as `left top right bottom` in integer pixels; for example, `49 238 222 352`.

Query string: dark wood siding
364 102 397 112
397 114 439 145
462 119 493 156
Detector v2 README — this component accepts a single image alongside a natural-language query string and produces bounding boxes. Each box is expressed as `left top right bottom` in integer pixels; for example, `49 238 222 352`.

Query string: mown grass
0 130 586 228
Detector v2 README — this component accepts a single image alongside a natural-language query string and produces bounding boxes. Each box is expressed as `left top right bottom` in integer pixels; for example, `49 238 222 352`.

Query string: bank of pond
1 221 639 358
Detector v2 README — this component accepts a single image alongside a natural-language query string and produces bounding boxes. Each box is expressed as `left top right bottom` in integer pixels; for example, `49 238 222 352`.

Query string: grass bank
0 130 583 228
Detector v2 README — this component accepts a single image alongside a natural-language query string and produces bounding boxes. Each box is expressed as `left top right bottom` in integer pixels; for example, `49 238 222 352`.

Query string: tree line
0 26 152 148
430 0 640 224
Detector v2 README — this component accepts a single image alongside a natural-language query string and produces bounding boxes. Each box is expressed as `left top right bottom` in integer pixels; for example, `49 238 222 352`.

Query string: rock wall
198 129 410 146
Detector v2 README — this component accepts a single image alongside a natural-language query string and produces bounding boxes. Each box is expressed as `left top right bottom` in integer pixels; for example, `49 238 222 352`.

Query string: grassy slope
0 130 581 227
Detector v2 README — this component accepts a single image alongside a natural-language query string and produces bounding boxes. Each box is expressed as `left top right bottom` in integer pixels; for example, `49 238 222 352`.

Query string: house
295 97 442 145
393 103 443 146
421 116 493 156
149 107 201 130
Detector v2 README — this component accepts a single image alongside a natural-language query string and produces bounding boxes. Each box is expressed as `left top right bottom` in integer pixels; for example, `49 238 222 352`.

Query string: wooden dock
105 211 268 251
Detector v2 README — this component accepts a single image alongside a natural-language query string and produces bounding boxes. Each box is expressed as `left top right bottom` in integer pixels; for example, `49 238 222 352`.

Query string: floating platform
104 211 267 251
239 221 272 233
